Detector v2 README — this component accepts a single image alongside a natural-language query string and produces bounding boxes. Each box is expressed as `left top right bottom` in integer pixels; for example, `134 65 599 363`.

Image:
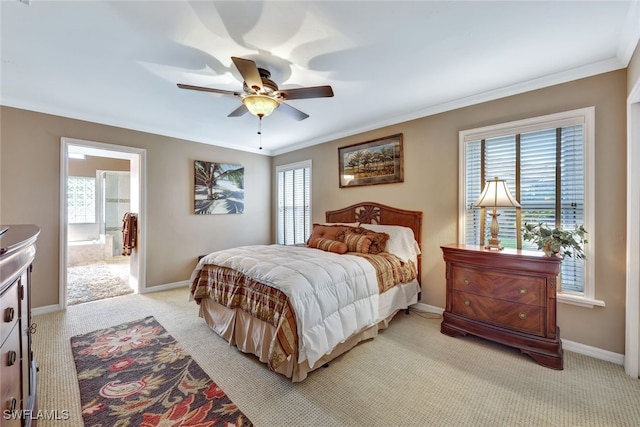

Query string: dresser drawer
0 279 19 347
1 325 22 424
452 265 545 306
451 291 545 336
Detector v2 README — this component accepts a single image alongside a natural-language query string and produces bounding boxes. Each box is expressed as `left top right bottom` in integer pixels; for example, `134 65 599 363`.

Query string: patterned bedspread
351 252 417 293
190 265 297 370
190 246 417 370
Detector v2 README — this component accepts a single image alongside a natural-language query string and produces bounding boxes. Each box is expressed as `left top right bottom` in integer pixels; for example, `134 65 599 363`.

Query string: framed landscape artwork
194 161 244 214
338 133 404 188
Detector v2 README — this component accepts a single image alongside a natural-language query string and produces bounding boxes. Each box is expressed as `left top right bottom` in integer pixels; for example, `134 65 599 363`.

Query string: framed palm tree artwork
338 133 404 188
194 161 244 214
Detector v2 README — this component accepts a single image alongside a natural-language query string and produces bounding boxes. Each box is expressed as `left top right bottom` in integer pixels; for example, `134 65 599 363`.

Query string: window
68 176 96 224
459 107 602 307
276 160 311 245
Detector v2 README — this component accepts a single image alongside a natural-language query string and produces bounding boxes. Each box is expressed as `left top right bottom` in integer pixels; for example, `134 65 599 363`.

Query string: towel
122 212 137 256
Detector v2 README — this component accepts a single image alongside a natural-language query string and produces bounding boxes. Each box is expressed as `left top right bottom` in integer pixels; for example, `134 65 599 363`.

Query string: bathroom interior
67 153 134 305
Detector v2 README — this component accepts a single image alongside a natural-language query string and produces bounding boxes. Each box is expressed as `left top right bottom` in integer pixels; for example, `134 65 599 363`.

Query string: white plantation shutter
463 120 587 294
276 160 311 245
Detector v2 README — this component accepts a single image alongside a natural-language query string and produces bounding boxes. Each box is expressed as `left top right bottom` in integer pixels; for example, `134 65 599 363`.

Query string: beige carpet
33 288 640 426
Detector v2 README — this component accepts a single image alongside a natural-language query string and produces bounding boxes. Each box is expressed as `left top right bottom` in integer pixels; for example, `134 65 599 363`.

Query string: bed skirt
198 280 419 382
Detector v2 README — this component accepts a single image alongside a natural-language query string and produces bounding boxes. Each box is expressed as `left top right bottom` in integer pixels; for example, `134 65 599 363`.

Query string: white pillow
359 224 421 262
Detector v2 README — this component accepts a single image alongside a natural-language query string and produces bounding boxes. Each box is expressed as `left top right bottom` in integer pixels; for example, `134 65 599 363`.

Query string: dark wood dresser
1 225 39 426
440 244 563 370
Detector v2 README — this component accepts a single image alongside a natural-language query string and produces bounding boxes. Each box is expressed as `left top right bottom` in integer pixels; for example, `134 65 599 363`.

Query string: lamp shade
242 95 279 118
474 177 521 208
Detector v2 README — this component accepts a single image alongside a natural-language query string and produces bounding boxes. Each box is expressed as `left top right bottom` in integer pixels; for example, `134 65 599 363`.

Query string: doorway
60 138 146 308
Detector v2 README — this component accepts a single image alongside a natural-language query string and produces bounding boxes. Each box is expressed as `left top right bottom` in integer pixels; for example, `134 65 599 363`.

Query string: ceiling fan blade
231 56 263 92
277 101 309 121
228 104 248 117
177 83 241 97
276 85 334 100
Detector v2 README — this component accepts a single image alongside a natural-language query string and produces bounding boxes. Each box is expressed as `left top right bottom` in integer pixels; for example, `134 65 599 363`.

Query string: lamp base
484 211 504 250
484 237 504 251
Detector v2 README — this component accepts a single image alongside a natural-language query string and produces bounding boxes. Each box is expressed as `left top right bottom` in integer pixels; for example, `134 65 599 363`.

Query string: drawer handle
4 307 14 322
518 288 527 295
9 397 17 411
463 279 470 285
463 300 470 306
518 312 527 319
7 351 17 366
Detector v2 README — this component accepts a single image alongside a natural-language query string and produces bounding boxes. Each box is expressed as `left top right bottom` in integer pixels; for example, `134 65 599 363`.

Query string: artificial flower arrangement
522 222 588 259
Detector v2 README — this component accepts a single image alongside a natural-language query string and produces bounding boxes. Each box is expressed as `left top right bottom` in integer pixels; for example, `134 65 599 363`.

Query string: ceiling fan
177 56 334 121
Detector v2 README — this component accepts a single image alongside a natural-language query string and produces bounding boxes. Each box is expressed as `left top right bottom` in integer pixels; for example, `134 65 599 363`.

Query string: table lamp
474 177 521 250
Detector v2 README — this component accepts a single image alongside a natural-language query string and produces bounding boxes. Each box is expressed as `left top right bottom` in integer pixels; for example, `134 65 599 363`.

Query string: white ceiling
2 1 639 156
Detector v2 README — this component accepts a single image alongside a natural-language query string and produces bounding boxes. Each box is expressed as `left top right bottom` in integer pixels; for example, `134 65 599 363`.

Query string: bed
189 202 422 382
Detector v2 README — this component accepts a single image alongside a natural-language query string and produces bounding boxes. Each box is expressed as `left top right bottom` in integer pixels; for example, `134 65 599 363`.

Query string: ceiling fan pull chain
257 117 263 150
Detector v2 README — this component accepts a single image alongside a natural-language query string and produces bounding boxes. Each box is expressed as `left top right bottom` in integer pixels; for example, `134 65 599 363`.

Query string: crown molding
272 58 625 156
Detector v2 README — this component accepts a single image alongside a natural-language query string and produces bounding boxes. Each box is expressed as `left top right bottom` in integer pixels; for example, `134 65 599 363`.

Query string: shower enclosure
98 171 130 256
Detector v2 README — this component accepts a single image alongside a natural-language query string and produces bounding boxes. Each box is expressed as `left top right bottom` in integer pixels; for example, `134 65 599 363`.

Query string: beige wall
0 107 272 308
275 70 628 354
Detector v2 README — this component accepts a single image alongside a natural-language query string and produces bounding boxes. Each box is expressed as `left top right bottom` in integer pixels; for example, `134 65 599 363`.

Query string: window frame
275 159 312 246
458 107 603 308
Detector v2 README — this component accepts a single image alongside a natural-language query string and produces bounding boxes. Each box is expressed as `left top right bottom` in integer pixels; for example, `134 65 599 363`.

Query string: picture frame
338 133 404 188
194 161 244 214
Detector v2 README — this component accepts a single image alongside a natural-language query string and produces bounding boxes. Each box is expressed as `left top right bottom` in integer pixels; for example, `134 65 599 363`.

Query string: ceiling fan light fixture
178 56 331 121
242 95 279 118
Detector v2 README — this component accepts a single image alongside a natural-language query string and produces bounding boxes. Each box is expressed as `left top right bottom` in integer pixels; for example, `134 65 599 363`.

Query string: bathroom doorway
60 138 146 308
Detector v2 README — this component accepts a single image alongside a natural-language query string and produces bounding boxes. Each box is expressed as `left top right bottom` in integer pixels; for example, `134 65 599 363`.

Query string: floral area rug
70 316 252 426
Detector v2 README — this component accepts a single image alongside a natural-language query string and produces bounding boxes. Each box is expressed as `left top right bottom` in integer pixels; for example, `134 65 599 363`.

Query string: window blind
276 161 311 245
464 124 585 293
484 135 518 247
559 125 585 293
464 141 482 245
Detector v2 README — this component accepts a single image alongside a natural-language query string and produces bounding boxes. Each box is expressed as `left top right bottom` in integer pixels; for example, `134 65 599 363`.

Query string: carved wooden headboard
325 202 423 284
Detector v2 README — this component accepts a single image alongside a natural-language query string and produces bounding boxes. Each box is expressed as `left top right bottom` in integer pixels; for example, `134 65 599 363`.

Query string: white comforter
190 244 380 369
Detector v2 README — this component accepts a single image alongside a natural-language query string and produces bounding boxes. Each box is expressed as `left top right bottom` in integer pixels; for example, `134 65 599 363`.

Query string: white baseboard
32 281 189 315
32 304 62 316
411 302 443 315
412 303 624 366
140 280 189 294
562 339 625 365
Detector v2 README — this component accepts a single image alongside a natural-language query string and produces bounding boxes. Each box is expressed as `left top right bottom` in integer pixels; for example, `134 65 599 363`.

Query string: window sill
557 293 605 308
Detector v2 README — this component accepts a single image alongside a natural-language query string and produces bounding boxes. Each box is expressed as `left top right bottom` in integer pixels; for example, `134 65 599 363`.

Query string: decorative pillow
307 237 348 254
340 232 373 254
308 224 348 242
342 226 389 254
363 230 390 254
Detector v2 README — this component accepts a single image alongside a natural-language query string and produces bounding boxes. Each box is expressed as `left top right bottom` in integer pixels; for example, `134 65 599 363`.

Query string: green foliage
522 222 588 259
